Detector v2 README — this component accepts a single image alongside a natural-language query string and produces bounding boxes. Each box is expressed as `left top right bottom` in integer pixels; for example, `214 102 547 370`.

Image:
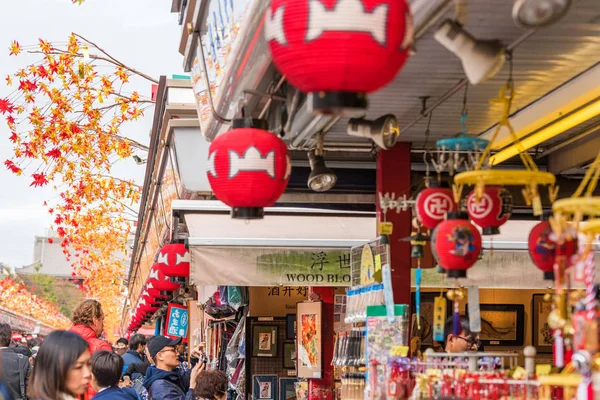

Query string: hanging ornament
157 243 190 282
207 119 291 219
416 184 456 230
528 219 557 280
264 0 413 115
432 211 482 278
466 185 513 235
401 231 430 260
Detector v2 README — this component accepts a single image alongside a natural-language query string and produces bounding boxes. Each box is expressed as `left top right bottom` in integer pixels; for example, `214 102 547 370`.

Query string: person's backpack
15 353 27 400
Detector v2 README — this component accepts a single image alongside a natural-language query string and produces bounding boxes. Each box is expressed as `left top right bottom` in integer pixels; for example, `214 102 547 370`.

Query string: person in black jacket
0 324 31 400
142 336 204 400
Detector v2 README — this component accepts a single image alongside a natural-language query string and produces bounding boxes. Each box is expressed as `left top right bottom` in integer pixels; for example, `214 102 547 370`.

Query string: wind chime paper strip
468 285 481 333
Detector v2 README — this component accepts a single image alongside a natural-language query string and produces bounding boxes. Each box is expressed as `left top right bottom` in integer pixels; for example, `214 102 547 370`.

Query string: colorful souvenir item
466 186 513 235
528 220 556 280
432 211 482 278
416 185 456 230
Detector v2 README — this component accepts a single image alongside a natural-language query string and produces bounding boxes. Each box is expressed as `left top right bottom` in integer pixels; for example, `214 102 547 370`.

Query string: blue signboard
164 304 189 341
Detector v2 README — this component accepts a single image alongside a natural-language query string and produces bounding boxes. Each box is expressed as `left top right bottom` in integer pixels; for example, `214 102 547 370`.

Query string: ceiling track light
307 132 337 192
512 0 572 29
347 114 400 150
434 19 506 85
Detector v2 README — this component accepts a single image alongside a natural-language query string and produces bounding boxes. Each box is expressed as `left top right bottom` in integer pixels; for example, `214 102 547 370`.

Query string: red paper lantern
432 211 482 278
207 124 290 219
416 186 456 230
140 289 165 309
157 243 190 280
528 220 556 280
265 0 413 114
147 264 180 292
466 186 513 235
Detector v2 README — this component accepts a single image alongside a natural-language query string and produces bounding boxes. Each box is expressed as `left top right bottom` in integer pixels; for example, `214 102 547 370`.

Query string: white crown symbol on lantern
207 151 217 177
148 268 159 280
157 252 169 266
265 5 287 45
306 0 389 45
176 251 190 265
229 147 275 179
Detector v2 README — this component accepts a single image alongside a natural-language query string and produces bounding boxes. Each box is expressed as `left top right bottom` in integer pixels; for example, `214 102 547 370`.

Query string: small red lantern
157 244 190 282
207 121 291 219
466 186 513 235
416 185 456 230
140 289 165 309
528 220 556 280
265 0 413 114
147 264 180 293
432 211 482 278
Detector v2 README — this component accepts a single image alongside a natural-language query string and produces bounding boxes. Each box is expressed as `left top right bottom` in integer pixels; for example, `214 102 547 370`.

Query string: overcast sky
0 0 184 268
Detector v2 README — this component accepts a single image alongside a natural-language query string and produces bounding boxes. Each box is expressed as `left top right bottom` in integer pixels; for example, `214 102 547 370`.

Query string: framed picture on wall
297 301 322 379
252 325 279 357
467 304 525 347
410 292 451 347
286 314 297 340
532 294 554 353
253 375 277 400
283 342 296 369
279 378 298 400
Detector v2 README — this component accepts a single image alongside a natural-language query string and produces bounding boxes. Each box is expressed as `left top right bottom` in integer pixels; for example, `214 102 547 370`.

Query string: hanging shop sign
164 303 189 342
190 0 253 130
190 247 352 287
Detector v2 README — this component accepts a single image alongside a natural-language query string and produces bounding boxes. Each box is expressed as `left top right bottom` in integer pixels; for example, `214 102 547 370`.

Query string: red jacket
69 324 112 400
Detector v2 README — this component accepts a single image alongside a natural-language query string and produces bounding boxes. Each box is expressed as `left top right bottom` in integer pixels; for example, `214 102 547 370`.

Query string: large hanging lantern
432 211 482 278
466 186 513 235
528 220 556 280
416 185 456 230
157 243 190 283
207 120 291 219
265 0 413 115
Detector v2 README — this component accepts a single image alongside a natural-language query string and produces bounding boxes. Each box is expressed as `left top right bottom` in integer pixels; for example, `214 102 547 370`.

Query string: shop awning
177 201 599 289
176 200 374 287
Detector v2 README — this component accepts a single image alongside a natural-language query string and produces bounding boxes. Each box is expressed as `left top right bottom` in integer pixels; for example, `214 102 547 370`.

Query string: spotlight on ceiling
512 0 571 29
307 150 337 192
347 114 400 150
434 20 505 85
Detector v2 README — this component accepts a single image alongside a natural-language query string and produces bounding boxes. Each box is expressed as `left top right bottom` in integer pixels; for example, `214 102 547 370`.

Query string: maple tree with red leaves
2 33 157 334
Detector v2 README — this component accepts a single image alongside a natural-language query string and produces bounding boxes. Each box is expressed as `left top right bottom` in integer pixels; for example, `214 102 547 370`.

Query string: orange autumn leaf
8 40 20 56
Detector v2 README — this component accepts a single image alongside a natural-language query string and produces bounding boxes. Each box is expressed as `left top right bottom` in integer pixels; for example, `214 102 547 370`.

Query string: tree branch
26 49 159 85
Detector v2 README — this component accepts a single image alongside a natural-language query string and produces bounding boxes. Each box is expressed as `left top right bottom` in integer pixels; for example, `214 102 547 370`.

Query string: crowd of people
0 299 227 400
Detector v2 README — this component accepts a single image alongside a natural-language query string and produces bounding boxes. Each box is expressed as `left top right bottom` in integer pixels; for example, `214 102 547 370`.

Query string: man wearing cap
142 336 204 400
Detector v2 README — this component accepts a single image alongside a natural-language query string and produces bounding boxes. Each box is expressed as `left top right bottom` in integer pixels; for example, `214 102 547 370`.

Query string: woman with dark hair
193 370 227 400
28 330 92 400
